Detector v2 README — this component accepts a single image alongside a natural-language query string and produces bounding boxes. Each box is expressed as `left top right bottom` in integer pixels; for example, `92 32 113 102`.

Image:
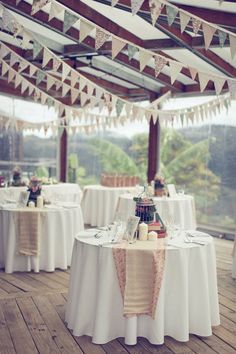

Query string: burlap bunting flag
95 28 110 50
154 55 167 77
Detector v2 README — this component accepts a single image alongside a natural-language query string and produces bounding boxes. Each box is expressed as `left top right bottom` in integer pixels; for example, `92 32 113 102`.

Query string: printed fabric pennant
21 31 31 49
52 56 61 72
42 48 52 68
10 52 19 67
154 55 167 77
202 23 216 50
218 30 227 48
61 84 70 97
179 11 190 33
192 18 202 35
29 65 37 77
189 67 198 81
79 76 87 92
95 28 110 50
18 60 29 73
166 5 178 26
48 2 63 21
80 92 88 107
70 71 79 88
46 75 55 91
63 10 78 33
1 61 9 76
41 92 48 105
31 0 51 15
149 0 163 26
131 0 145 16
21 79 29 94
8 68 15 83
33 40 43 59
36 70 46 85
15 73 22 89
0 44 10 59
214 77 225 95
62 63 71 82
125 102 133 117
169 61 183 84
115 99 125 117
112 37 126 59
79 19 95 42
228 79 236 98
71 88 79 104
128 44 138 61
2 9 22 36
229 34 236 59
139 50 152 71
198 72 209 92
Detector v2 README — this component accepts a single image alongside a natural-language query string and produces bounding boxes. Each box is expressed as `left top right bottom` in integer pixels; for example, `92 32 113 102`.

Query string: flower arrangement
154 174 166 197
12 166 24 186
27 176 42 204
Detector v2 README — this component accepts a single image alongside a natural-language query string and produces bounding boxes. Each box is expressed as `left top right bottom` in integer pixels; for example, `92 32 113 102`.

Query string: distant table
0 183 82 204
117 193 197 230
65 230 220 345
0 204 84 273
81 185 136 227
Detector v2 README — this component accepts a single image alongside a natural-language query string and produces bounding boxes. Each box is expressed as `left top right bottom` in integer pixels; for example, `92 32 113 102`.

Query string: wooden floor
0 238 235 354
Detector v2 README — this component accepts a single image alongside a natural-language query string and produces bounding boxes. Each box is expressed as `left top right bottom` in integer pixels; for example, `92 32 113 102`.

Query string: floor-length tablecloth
65 231 220 345
117 193 197 230
232 235 236 278
81 185 136 227
0 205 84 273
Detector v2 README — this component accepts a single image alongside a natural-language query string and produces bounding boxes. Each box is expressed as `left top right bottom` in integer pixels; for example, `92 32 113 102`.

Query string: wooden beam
59 128 67 182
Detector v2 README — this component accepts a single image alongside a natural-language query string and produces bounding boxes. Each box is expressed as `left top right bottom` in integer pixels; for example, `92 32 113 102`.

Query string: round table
65 230 220 345
0 183 82 204
117 193 197 230
81 185 136 227
0 204 84 273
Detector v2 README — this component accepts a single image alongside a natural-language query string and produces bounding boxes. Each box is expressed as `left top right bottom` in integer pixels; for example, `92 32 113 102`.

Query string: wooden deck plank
26 272 67 290
138 338 174 353
0 302 16 354
0 273 37 292
102 338 129 353
0 278 22 294
73 335 106 354
0 299 38 354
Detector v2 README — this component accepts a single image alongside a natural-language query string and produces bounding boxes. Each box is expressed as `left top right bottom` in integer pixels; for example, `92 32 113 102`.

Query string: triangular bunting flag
79 19 94 42
52 56 61 72
33 40 43 59
2 9 22 36
192 18 201 35
228 79 236 99
218 30 227 48
8 68 15 83
112 36 126 59
139 50 152 71
36 71 46 85
46 75 55 91
152 112 158 124
18 60 28 73
179 11 190 33
112 0 119 6
96 87 103 99
42 48 52 68
79 76 87 92
166 5 178 26
29 65 37 77
202 23 216 50
128 44 138 61
0 44 10 59
31 0 50 15
131 0 145 16
21 79 29 94
28 84 34 96
125 103 132 117
71 88 79 104
62 63 71 81
149 0 163 26
87 82 94 97
189 67 198 81
1 61 9 76
63 10 78 33
55 81 62 91
229 34 236 59
70 70 79 88
48 2 63 21
154 55 167 77
10 52 19 67
95 28 110 50
41 92 48 105
61 84 70 97
15 73 22 88
169 61 183 84
80 92 88 107
214 77 225 95
21 31 31 49
145 110 152 123
198 72 209 92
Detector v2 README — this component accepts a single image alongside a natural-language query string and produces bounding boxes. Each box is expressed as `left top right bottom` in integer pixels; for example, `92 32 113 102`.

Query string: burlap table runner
112 240 165 319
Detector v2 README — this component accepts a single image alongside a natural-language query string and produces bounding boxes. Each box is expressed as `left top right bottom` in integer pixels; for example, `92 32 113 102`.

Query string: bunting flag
179 11 190 33
70 71 79 88
15 73 22 89
149 0 163 26
10 52 19 67
125 103 133 117
95 28 110 50
115 99 125 116
52 56 61 72
229 34 236 59
128 44 138 61
139 50 152 71
202 23 216 50
80 92 88 107
41 92 48 105
131 0 145 15
218 29 227 48
55 81 62 91
112 37 126 59
214 77 225 95
79 19 95 42
21 31 31 49
228 79 236 98
192 18 202 35
0 44 9 59
36 71 46 85
63 10 79 33
79 76 87 92
189 67 198 81
48 2 63 21
145 110 152 123
33 41 43 59
21 79 29 94
62 63 71 81
112 0 119 7
2 9 22 36
1 61 9 76
61 84 70 97
71 88 79 104
31 0 50 15
42 48 52 68
29 65 37 77
18 60 28 73
169 61 182 84
154 55 167 77
198 72 209 92
166 5 178 26
87 82 94 97
8 68 15 83
46 76 55 91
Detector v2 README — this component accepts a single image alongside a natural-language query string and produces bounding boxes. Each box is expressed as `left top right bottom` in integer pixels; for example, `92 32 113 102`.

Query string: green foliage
36 166 49 178
129 133 148 183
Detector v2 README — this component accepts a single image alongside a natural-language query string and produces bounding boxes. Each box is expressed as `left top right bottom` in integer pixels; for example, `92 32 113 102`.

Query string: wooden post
59 128 67 182
147 118 160 183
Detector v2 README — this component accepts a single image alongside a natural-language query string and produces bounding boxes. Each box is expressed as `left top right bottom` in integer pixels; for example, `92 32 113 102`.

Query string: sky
0 93 235 138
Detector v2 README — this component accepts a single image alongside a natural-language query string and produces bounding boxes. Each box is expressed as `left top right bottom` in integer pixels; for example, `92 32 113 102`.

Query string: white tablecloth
65 231 220 345
0 183 82 204
232 237 236 278
117 193 197 230
0 205 84 273
81 185 136 227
